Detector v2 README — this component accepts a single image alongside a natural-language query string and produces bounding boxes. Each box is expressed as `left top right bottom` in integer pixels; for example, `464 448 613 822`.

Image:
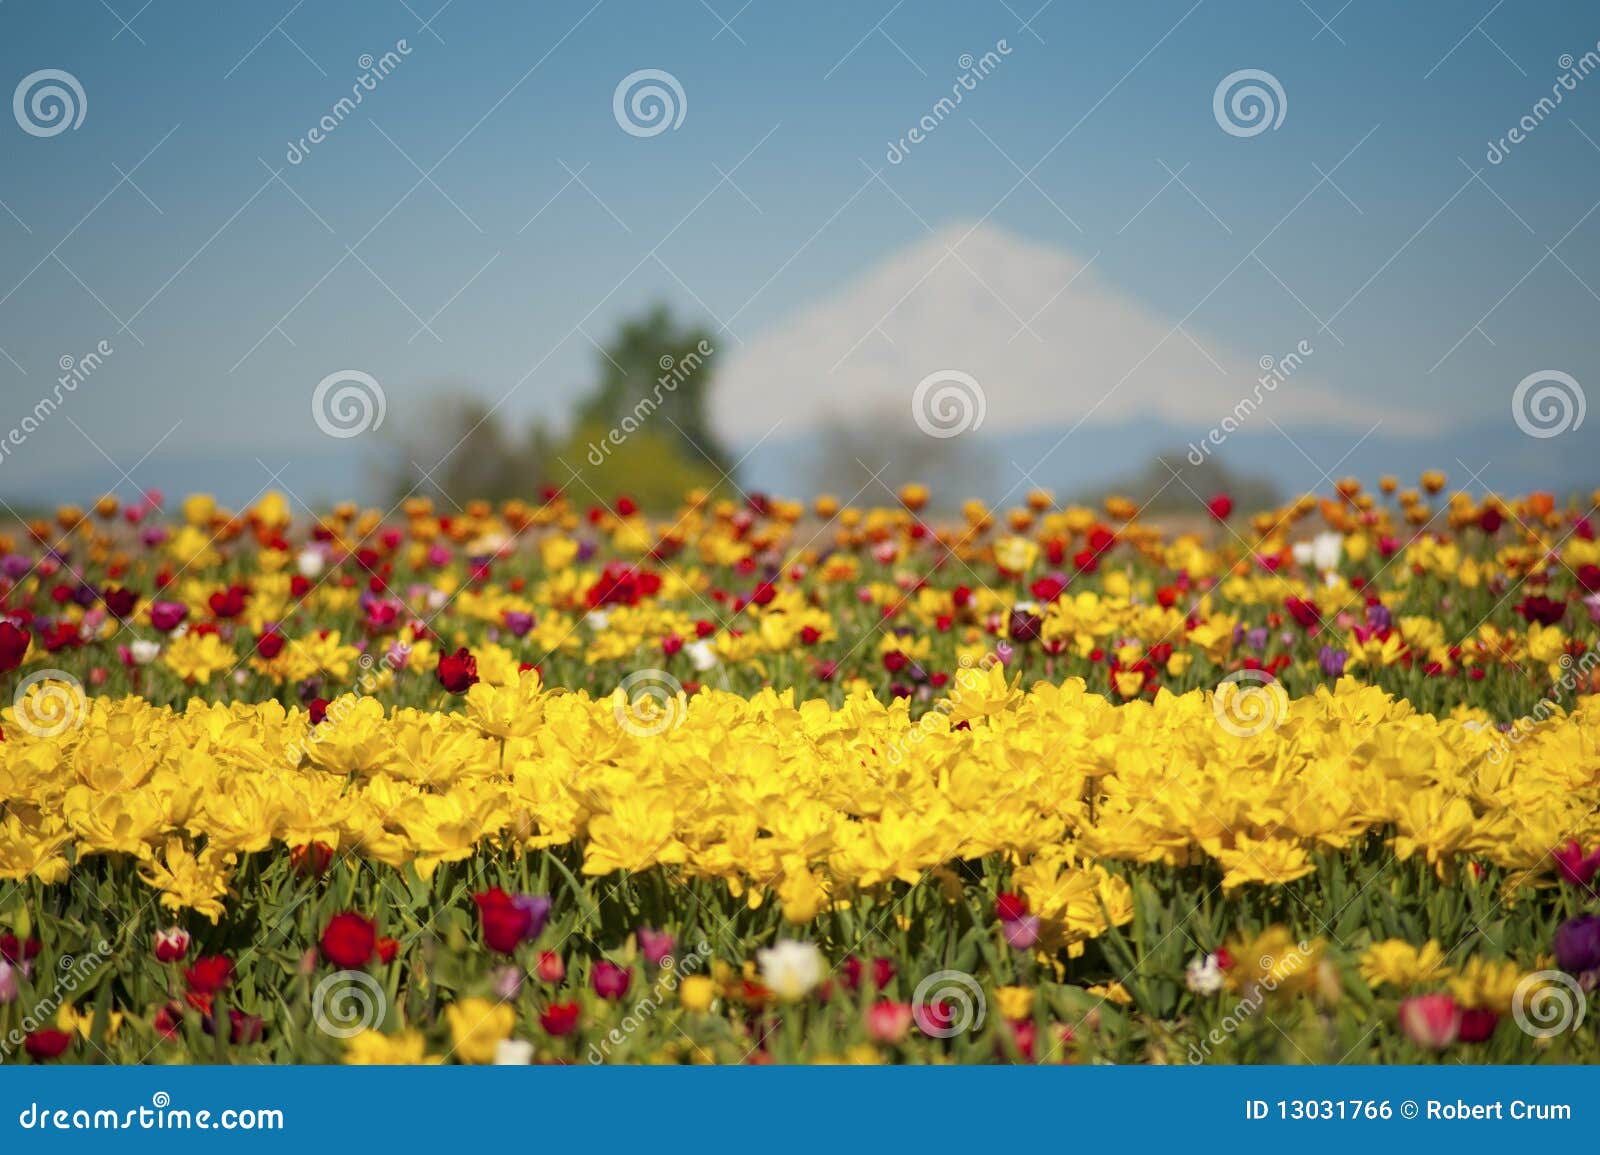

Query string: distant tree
375 306 732 510
376 395 552 508
807 407 993 509
573 304 732 477
1077 451 1281 516
545 422 724 512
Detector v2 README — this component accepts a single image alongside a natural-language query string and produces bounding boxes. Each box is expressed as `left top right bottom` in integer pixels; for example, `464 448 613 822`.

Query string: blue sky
1 0 1597 503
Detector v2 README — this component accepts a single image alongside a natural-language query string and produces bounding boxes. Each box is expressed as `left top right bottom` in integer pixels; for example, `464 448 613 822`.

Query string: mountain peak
713 221 1424 446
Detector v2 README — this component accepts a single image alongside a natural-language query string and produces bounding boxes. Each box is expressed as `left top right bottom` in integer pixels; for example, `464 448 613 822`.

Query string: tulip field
3 478 1600 1064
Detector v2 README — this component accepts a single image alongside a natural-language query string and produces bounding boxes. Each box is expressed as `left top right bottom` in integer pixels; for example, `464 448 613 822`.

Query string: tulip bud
536 951 565 983
154 926 191 963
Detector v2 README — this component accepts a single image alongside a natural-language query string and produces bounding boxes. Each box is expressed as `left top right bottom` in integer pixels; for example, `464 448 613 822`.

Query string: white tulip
756 939 825 1002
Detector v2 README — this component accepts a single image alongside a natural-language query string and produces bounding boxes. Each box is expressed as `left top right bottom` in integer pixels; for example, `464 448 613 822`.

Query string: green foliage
377 304 730 509
548 422 725 512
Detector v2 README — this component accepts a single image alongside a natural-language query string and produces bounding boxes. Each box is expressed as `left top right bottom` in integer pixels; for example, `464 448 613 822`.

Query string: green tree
574 305 731 477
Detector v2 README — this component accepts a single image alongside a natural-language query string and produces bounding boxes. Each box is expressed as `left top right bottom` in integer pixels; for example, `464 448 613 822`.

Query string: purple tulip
1318 646 1348 678
491 965 523 1000
504 611 534 637
1002 914 1041 950
638 926 676 968
513 894 552 941
1555 914 1600 975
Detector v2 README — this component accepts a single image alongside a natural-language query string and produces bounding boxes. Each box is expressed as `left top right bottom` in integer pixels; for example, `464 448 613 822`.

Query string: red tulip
436 647 479 694
184 955 234 995
319 912 377 969
0 621 29 672
995 892 1029 923
472 888 531 955
154 926 190 963
1457 1008 1499 1043
540 1001 581 1036
0 933 40 965
24 1029 73 1060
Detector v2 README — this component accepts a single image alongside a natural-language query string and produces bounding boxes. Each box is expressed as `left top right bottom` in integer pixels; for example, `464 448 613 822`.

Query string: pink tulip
1398 993 1461 1050
1552 840 1600 889
591 960 632 1000
865 1001 914 1044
